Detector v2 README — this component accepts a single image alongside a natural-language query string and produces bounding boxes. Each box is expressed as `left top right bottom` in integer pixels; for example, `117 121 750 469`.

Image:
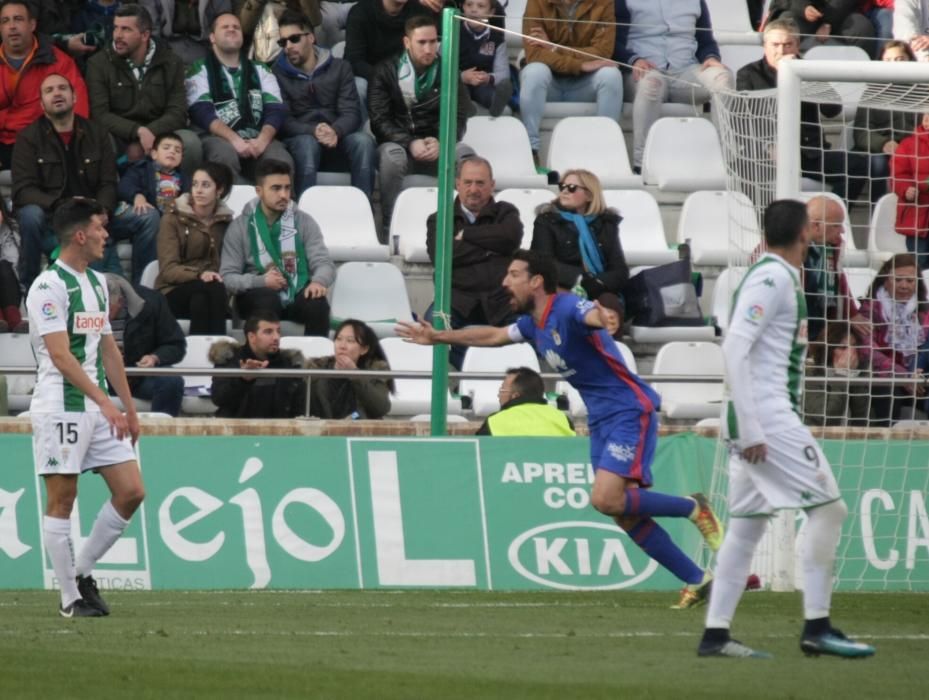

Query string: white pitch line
1 629 928 641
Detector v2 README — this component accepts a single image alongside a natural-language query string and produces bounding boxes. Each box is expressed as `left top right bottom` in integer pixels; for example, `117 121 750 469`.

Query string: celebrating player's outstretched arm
396 320 513 347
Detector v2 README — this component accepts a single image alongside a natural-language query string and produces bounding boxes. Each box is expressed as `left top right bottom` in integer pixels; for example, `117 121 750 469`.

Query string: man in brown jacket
519 0 621 162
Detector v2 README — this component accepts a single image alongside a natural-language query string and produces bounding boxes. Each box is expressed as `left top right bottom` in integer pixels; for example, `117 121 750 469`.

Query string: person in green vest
476 366 574 436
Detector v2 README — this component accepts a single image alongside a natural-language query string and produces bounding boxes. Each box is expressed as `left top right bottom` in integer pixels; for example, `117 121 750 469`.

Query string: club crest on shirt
551 330 561 346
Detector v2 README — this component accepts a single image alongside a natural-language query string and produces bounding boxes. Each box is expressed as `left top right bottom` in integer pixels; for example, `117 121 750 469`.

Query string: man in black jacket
105 274 187 416
273 10 376 199
86 4 201 173
369 15 472 230
13 73 160 290
344 0 438 106
736 19 868 204
208 311 307 418
425 156 521 367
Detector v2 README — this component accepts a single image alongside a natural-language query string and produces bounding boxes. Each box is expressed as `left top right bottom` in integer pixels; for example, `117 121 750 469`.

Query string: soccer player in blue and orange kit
398 249 723 606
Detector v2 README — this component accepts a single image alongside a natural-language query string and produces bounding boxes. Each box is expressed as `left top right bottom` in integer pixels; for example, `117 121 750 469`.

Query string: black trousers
165 279 228 336
236 286 330 336
0 260 21 309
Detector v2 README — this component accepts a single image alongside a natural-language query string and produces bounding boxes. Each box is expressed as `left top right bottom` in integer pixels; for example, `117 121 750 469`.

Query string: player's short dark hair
0 0 34 20
405 14 437 36
278 9 314 33
194 162 234 201
255 158 293 185
506 366 544 402
763 199 808 248
53 198 107 247
244 311 281 336
511 249 557 294
153 132 183 151
115 3 153 33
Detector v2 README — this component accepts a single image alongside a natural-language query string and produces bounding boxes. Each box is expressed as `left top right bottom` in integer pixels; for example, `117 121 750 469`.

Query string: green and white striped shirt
722 253 808 446
26 261 111 413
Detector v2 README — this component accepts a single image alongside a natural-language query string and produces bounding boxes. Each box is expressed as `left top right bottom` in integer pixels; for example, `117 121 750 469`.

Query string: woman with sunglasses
530 169 629 303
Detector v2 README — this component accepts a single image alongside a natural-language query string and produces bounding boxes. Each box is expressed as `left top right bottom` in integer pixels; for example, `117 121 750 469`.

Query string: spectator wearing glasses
272 10 376 199
477 366 575 435
530 169 629 302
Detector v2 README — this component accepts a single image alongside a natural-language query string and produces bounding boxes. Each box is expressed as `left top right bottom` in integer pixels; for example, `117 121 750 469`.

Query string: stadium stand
642 117 728 193
175 334 236 416
677 190 761 266
459 343 540 417
651 341 725 420
461 116 549 189
392 187 438 262
546 116 642 189
297 186 388 262
710 266 746 335
601 190 677 266
496 188 555 248
869 193 908 266
329 261 414 339
381 338 463 417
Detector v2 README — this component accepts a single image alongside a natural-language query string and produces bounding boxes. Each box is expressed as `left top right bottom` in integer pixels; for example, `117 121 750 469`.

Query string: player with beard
398 249 723 607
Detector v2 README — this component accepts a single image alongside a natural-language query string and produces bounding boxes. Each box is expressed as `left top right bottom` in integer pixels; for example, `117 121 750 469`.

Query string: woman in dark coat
530 168 629 301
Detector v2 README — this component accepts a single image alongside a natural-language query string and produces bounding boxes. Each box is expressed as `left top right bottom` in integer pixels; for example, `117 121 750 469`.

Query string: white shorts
32 412 137 476
727 425 842 517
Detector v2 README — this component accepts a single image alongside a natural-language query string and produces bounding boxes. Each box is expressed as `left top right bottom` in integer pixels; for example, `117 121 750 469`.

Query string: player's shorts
590 410 657 487
32 411 136 476
727 425 841 517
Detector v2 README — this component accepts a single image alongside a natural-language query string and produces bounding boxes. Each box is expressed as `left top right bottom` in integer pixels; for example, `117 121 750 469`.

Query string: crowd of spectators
0 0 928 427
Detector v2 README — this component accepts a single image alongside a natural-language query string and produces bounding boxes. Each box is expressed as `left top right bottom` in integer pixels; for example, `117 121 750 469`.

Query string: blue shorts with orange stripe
589 410 657 487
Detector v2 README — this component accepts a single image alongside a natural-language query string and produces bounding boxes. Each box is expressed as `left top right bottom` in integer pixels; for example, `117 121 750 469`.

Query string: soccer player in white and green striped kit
26 198 145 618
698 200 875 659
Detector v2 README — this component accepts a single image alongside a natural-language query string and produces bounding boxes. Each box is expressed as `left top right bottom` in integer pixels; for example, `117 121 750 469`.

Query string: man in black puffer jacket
208 311 307 418
105 274 187 416
369 14 472 230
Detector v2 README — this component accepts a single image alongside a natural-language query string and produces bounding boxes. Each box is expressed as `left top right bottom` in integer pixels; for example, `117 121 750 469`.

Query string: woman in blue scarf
530 168 630 304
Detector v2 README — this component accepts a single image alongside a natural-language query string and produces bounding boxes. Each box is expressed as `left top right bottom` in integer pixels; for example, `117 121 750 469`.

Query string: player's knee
590 488 625 516
46 493 76 519
817 498 848 526
118 485 146 516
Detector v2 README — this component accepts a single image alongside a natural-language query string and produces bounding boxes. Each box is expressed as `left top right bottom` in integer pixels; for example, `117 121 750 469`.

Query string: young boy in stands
116 132 191 219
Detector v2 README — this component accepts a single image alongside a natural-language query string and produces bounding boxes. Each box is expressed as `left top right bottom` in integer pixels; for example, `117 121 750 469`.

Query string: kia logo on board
508 521 659 591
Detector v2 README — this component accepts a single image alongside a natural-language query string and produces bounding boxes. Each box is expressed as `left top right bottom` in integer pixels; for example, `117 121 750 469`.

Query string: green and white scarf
126 37 157 84
396 50 438 109
248 202 309 304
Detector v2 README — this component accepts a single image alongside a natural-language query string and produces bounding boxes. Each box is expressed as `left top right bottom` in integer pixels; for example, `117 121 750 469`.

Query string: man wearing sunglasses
185 12 293 183
272 10 376 200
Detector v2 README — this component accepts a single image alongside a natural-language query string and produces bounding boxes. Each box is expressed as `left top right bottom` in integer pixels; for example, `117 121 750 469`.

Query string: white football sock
75 500 129 578
705 516 768 629
43 516 80 608
802 499 847 620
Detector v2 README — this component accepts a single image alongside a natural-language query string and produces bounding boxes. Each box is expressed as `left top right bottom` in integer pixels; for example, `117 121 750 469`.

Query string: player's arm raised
582 300 620 336
396 320 513 347
44 331 130 441
100 334 140 445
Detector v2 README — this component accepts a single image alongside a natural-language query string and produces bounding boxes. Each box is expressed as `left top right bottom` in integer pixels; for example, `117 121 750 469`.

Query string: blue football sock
627 518 704 584
622 489 695 518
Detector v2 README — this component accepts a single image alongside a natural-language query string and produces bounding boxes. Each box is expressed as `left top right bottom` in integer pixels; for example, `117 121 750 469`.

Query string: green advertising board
0 434 926 592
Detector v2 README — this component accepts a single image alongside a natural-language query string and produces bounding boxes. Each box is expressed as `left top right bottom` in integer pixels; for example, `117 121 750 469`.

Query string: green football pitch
2 590 926 699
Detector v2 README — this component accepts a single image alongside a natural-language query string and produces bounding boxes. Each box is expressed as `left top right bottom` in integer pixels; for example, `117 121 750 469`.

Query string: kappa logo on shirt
73 311 106 334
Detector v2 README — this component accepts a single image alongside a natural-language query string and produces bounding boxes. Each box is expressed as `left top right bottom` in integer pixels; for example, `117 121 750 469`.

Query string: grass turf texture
2 591 926 699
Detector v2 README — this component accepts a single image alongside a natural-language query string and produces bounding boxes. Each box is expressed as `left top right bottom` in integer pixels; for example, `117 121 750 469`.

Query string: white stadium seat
845 267 876 302
391 187 437 263
225 185 256 218
139 260 159 289
711 266 746 335
279 336 335 359
174 334 236 415
678 191 761 266
642 117 727 192
298 186 388 262
329 262 413 338
652 341 725 420
462 116 548 189
496 188 554 248
546 116 642 189
459 343 540 417
0 333 36 414
380 338 462 416
602 190 677 266
869 193 907 267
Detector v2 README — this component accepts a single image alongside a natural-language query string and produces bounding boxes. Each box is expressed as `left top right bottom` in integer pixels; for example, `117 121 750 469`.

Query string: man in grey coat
219 159 336 336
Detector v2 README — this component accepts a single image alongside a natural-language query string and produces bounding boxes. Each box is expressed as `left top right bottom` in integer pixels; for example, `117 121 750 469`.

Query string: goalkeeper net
708 60 929 592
